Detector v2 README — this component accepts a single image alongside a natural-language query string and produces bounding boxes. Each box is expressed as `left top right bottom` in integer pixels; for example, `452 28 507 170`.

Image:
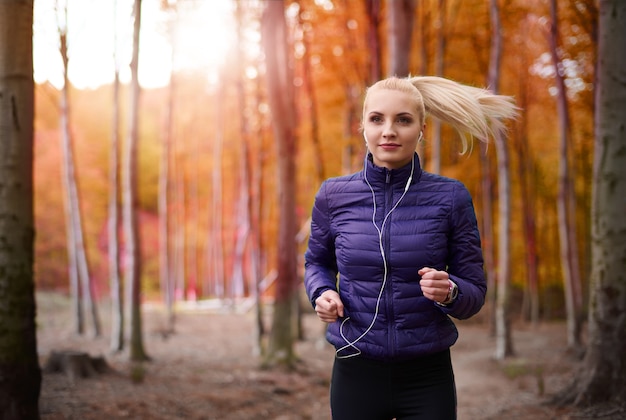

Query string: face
363 88 423 170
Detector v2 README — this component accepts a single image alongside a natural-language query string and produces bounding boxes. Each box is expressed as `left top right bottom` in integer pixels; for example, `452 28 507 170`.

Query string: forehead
364 89 419 114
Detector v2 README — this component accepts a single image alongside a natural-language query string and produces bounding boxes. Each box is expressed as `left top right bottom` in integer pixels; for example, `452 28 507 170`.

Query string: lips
380 143 401 150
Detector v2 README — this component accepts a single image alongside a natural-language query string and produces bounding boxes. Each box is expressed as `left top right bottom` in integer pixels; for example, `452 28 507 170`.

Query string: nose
382 121 396 139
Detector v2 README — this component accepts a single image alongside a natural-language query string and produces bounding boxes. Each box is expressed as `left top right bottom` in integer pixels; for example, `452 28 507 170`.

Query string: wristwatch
437 280 458 306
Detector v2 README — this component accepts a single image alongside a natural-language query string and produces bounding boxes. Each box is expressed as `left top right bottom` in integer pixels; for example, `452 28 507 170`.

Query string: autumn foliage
33 0 596 320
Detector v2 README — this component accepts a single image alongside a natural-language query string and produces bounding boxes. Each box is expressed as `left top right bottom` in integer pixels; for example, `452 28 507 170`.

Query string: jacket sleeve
304 182 339 309
440 182 487 319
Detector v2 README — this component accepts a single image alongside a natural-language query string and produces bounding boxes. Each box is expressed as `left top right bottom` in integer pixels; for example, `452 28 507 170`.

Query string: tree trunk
548 0 584 353
205 73 225 299
387 0 416 78
251 71 266 356
479 144 496 332
489 0 514 360
0 1 42 417
478 5 499 331
261 0 299 368
109 0 124 352
160 3 176 325
232 3 255 302
172 148 186 302
416 3 429 166
299 6 324 184
123 0 149 362
58 10 101 338
556 0 626 409
364 0 382 85
160 67 174 326
514 43 540 325
511 23 540 325
431 0 446 175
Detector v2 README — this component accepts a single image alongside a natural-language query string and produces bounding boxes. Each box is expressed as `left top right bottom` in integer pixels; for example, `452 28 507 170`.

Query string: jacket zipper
383 169 395 359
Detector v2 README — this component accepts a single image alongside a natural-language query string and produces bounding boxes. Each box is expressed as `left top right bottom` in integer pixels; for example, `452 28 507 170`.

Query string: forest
1 0 625 419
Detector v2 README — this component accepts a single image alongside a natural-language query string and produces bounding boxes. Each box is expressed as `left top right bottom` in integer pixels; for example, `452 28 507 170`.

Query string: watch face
450 282 458 300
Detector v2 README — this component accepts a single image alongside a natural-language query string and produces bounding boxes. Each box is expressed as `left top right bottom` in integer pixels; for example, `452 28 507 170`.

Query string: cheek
363 127 377 141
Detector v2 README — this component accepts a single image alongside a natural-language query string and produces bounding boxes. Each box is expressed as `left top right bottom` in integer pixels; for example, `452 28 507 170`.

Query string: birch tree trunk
160 64 173 324
556 0 626 407
109 0 123 352
58 8 100 338
479 144 496 331
0 1 42 416
261 0 299 367
159 1 177 327
123 0 148 361
489 0 514 360
251 71 266 356
231 2 255 302
206 76 225 298
479 0 497 332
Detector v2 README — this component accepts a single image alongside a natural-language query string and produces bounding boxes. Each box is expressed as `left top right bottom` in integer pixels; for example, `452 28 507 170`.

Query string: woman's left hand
418 267 451 304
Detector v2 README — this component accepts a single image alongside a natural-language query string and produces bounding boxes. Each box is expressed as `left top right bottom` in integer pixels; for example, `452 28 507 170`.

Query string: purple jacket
304 153 486 361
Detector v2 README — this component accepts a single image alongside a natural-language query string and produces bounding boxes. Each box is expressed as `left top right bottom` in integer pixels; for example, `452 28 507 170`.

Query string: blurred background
32 0 595 320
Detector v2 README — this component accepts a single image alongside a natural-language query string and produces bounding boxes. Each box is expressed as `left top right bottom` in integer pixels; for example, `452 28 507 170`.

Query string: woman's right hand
314 290 344 323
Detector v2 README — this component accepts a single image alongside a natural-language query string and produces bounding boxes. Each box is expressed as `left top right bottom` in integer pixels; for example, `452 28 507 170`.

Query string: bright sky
33 0 237 90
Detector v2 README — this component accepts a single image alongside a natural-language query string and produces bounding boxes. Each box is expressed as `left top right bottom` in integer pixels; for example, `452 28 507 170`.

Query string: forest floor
36 292 621 420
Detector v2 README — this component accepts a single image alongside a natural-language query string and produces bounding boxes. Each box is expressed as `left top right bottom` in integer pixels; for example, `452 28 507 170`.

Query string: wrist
437 280 458 306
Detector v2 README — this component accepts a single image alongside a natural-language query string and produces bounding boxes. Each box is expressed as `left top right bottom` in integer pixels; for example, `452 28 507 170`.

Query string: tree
387 0 416 77
232 0 254 302
430 0 446 175
556 0 626 410
489 0 514 359
159 0 177 332
297 4 324 183
109 0 124 352
513 19 540 325
123 0 149 362
206 73 225 298
57 1 101 338
261 0 299 368
0 0 42 417
364 0 382 85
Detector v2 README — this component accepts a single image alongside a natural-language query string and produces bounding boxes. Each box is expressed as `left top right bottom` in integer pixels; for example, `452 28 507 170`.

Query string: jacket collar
364 152 422 188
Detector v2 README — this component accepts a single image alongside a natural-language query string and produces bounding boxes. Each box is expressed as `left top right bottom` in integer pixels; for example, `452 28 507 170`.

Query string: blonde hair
362 76 518 152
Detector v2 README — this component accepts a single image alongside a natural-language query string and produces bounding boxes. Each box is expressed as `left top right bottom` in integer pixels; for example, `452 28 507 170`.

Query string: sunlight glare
33 0 237 90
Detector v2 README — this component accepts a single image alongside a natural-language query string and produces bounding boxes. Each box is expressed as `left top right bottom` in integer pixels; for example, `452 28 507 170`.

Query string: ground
35 292 603 419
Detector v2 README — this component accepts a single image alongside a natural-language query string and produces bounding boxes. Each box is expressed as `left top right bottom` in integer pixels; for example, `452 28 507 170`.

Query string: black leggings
330 349 456 420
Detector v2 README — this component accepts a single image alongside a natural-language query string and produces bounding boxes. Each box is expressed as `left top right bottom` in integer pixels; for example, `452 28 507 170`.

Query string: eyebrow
367 111 415 117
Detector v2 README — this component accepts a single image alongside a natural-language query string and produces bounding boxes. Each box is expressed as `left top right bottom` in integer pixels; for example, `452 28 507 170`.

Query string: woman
304 76 517 419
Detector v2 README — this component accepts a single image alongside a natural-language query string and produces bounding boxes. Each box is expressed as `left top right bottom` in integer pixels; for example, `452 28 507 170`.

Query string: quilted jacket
304 153 486 361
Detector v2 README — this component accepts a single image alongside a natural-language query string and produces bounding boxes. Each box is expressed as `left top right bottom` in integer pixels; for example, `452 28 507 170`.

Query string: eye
369 115 383 123
397 116 413 124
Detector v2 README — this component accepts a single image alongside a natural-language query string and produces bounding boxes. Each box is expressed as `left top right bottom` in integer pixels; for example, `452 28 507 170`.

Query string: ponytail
409 76 518 148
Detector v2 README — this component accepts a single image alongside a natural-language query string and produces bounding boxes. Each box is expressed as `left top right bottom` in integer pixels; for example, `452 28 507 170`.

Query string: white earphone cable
336 155 414 358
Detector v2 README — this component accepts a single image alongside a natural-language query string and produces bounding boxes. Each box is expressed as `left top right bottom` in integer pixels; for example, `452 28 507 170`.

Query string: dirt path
37 293 579 419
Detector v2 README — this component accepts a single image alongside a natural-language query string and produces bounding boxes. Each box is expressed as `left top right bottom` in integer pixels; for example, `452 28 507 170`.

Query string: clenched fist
314 290 344 323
